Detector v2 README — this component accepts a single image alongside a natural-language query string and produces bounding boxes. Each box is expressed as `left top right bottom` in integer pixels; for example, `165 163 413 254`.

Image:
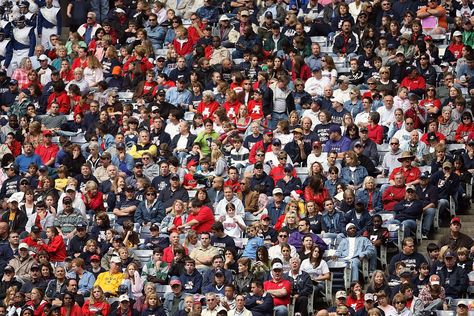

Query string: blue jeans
438 198 453 216
387 219 417 238
274 305 289 316
270 112 288 129
346 257 361 282
422 208 436 235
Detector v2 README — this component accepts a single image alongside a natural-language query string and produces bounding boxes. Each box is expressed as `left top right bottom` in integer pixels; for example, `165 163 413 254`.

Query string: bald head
316 310 329 316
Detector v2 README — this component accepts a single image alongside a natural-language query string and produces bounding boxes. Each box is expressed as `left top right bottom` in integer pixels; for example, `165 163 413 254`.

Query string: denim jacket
134 199 166 225
355 189 383 213
340 165 368 187
321 210 346 234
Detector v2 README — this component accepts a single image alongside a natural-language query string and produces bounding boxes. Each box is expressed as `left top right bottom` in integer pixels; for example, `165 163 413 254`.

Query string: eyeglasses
395 301 405 305
148 19 156 21
380 71 389 74
256 154 265 157
146 193 156 196
368 82 376 85
279 157 287 160
142 157 150 160
390 143 399 145
406 122 414 125
207 299 215 302
279 235 288 238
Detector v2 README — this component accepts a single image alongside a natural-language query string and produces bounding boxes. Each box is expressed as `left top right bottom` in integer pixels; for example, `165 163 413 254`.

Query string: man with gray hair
202 292 226 316
284 257 313 316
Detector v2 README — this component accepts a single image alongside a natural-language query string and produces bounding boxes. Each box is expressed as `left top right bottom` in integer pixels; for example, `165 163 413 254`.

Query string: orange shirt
416 5 447 30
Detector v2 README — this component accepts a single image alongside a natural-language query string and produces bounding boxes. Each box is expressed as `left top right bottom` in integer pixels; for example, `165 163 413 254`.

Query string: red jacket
173 38 194 57
381 185 406 211
39 235 67 262
25 300 48 316
163 245 189 263
400 75 426 92
292 64 312 82
82 299 111 316
389 166 421 184
304 187 330 211
123 56 153 73
455 123 474 142
48 91 71 114
421 131 446 145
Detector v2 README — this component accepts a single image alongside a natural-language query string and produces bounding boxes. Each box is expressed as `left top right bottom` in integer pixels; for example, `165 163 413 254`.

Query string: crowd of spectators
1 0 474 315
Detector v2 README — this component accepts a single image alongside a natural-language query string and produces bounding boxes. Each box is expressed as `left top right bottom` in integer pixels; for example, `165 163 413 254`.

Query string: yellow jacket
94 271 125 295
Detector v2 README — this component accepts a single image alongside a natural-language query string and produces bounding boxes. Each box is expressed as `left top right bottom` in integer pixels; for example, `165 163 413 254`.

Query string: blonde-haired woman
12 57 33 87
83 180 105 214
140 293 166 315
26 121 44 148
210 140 228 178
121 262 144 302
82 285 110 316
356 176 382 213
160 199 188 235
83 55 104 88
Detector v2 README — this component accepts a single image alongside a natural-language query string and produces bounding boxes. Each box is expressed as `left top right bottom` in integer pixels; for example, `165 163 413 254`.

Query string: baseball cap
312 65 321 72
65 185 76 192
364 293 375 302
38 54 48 61
284 163 294 173
170 276 182 286
292 127 303 134
265 11 273 18
91 255 100 261
157 89 166 96
400 267 412 276
451 217 461 225
170 173 180 180
261 214 270 220
31 226 41 234
330 95 345 104
457 301 468 307
19 243 29 249
134 161 144 168
444 250 456 258
240 10 249 16
424 35 433 41
453 30 463 37
440 62 449 68
116 142 126 150
329 125 342 134
272 262 283 270
272 138 282 146
219 15 230 21
254 162 264 169
312 141 322 148
31 263 40 269
215 269 224 276
353 141 363 148
395 50 405 56
4 265 14 272
9 79 18 85
429 277 440 285
101 152 112 159
359 126 368 133
110 256 122 264
119 294 130 302
272 188 283 195
150 223 160 231
335 290 347 299
264 128 273 136
419 171 430 179
112 66 122 75
338 75 350 83
20 178 29 185
115 7 126 13
405 184 415 191
443 161 452 169
125 185 135 192
76 222 87 230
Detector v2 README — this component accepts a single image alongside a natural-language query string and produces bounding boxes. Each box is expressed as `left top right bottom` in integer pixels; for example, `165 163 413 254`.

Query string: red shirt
72 57 88 70
39 235 67 262
223 100 241 120
224 179 241 193
263 278 292 306
187 206 215 233
382 185 406 211
420 131 446 145
196 101 219 120
35 143 60 165
400 75 426 92
183 173 198 189
163 245 189 263
48 91 71 114
247 100 264 121
367 124 384 144
389 166 421 184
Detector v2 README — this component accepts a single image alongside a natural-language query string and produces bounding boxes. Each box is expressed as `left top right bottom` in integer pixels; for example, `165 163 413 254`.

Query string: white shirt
269 244 298 260
300 258 330 278
377 105 396 127
304 76 331 97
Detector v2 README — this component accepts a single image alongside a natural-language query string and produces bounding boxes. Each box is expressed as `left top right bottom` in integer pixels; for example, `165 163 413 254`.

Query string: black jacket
437 265 469 298
170 133 197 152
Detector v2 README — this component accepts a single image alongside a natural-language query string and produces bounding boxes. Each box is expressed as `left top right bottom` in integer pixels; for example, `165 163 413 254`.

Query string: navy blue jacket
179 269 203 294
244 292 274 316
393 199 423 222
